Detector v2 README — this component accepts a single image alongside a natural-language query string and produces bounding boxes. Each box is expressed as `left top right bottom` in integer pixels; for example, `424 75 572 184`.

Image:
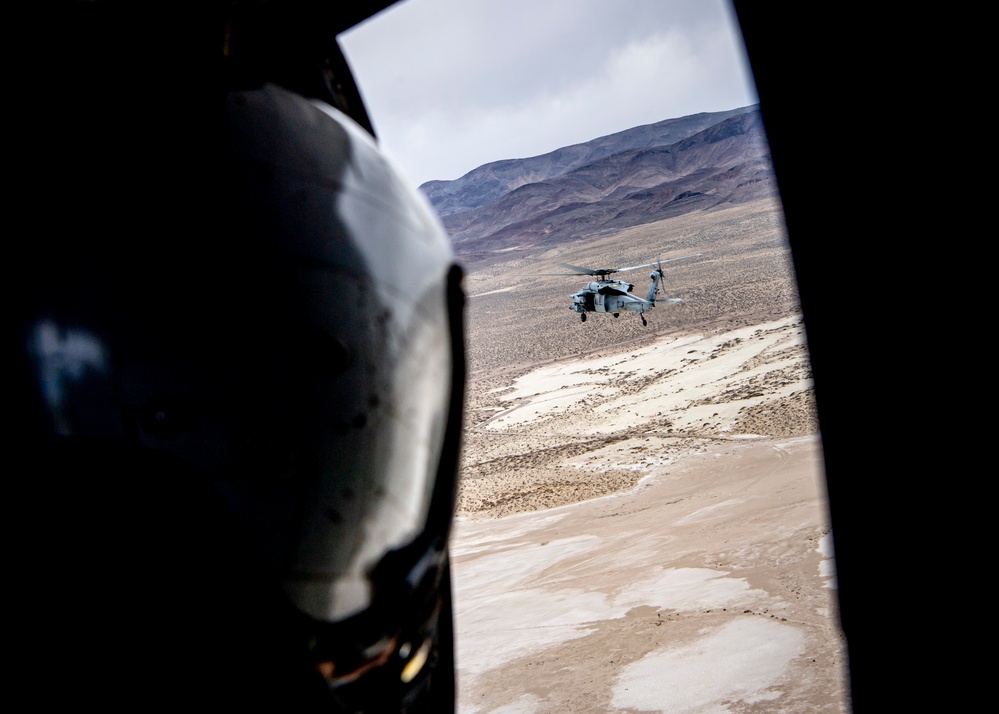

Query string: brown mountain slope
437 110 775 268
420 105 758 218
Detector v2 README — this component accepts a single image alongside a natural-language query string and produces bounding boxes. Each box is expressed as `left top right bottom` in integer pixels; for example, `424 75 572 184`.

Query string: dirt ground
448 199 851 713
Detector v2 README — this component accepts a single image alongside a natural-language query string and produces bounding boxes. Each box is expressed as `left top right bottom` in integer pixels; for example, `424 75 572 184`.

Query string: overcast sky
337 0 758 188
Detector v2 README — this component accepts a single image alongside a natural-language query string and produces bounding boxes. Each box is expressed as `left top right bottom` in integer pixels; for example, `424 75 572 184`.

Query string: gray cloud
339 0 757 187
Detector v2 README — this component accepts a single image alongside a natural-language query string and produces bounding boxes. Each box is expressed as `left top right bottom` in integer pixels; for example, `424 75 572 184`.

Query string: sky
338 0 759 188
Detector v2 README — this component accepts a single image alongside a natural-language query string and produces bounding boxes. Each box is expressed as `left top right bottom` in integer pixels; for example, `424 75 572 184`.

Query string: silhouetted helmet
13 3 463 711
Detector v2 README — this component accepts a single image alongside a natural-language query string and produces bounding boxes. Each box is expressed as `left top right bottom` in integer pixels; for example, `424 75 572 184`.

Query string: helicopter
556 254 702 326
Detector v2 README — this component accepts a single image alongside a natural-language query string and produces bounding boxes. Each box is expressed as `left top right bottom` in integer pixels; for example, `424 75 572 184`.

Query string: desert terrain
448 197 851 712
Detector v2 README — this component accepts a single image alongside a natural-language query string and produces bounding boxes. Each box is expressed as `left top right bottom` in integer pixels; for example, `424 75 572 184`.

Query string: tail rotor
655 257 667 297
646 257 668 304
649 254 700 304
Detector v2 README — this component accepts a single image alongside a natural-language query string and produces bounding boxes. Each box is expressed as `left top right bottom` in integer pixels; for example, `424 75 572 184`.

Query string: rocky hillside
420 105 776 267
421 106 756 217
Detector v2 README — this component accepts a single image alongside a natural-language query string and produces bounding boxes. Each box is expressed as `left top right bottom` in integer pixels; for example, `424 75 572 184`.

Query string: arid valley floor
448 197 851 713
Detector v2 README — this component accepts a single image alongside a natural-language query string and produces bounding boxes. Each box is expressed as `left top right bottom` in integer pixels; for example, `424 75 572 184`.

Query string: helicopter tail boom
646 271 660 303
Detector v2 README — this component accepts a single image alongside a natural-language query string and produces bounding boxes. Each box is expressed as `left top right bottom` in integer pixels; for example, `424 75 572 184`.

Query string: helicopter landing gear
580 312 586 322
641 314 647 326
613 313 619 318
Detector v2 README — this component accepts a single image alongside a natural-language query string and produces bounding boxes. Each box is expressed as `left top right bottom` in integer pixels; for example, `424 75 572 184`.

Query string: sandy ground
449 314 850 713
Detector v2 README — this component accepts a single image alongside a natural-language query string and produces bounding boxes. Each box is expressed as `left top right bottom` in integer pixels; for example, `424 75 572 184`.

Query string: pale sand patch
458 315 817 519
452 436 848 713
484 315 807 434
611 618 806 712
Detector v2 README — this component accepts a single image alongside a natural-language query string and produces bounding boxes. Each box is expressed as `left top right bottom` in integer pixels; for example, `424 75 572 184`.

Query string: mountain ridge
420 106 775 266
420 104 759 218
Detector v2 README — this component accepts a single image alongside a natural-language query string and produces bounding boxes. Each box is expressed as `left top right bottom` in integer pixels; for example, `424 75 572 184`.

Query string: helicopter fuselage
560 258 696 325
571 279 651 315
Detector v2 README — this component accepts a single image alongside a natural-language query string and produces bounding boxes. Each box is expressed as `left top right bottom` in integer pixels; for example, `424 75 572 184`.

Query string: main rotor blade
556 262 620 276
616 253 704 272
614 261 657 272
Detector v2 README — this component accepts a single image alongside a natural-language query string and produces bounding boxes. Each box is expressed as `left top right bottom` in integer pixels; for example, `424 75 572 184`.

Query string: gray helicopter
557 255 701 326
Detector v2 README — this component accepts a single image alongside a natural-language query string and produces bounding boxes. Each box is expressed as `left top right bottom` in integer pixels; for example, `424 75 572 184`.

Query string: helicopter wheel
580 313 586 322
641 315 647 326
613 313 619 318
